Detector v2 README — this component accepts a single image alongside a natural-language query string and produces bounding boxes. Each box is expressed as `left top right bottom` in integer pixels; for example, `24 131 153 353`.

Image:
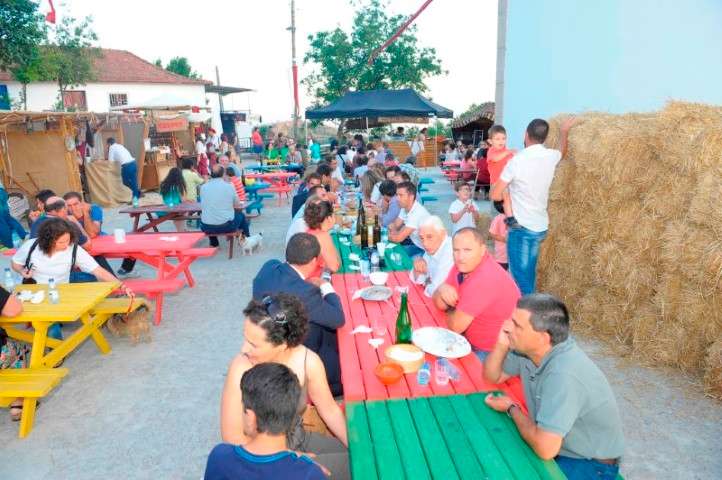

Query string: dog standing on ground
107 305 152 345
240 233 263 255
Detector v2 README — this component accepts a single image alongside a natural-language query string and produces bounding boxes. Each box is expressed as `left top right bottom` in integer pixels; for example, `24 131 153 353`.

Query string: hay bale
703 338 722 398
539 101 722 397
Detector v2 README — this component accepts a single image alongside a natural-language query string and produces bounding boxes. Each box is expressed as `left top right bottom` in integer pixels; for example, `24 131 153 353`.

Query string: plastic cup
435 359 449 386
113 228 126 243
376 242 386 257
371 317 386 337
360 260 371 279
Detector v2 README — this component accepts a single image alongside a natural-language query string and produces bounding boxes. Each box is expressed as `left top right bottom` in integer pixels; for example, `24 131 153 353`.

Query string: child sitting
485 125 516 223
448 182 481 234
459 149 477 181
488 201 509 270
204 363 327 480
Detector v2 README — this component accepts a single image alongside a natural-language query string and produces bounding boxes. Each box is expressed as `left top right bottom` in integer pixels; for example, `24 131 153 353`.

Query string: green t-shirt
182 169 204 201
503 338 625 459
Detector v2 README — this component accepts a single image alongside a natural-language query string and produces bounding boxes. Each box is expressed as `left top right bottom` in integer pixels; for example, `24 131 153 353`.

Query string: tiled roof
0 48 211 85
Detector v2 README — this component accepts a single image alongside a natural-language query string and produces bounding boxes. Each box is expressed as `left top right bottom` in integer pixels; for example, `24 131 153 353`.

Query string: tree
154 58 163 67
10 52 53 110
0 0 46 70
43 15 100 111
165 57 199 79
303 0 445 136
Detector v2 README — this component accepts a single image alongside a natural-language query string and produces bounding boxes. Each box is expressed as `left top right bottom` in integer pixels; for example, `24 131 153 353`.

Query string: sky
50 0 498 123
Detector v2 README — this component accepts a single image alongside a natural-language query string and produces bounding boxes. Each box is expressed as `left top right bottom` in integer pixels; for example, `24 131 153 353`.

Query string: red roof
0 49 211 85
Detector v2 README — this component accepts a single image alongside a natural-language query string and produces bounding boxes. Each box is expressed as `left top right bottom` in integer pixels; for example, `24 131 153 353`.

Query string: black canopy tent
305 88 453 120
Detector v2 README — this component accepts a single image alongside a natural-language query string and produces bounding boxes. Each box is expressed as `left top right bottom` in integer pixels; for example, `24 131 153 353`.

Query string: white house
0 49 210 113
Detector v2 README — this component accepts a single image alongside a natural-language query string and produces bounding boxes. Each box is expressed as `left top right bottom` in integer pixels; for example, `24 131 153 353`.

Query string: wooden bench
204 232 243 259
420 195 438 205
116 278 185 325
0 368 69 438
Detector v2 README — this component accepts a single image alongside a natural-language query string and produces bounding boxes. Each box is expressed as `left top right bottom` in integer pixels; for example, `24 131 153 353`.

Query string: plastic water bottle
11 231 21 249
370 250 380 271
439 358 461 381
4 268 15 291
417 362 431 386
381 227 388 243
435 358 450 386
132 196 139 208
48 278 59 304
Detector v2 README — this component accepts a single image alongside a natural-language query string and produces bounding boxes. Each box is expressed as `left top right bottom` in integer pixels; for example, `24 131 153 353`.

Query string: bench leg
85 313 112 355
153 294 163 326
228 235 234 259
19 397 38 438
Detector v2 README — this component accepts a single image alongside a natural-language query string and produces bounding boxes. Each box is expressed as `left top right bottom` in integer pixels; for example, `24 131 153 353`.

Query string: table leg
132 214 140 232
84 313 112 355
18 397 38 438
28 323 49 368
146 213 160 233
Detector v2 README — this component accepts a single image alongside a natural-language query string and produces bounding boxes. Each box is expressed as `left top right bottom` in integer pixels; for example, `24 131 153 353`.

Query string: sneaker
116 268 140 279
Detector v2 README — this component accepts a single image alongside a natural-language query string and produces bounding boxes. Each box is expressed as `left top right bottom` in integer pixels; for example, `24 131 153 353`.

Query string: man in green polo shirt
483 293 624 480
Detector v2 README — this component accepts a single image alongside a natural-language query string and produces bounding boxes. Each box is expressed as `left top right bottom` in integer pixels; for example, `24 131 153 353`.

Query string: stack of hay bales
538 102 722 398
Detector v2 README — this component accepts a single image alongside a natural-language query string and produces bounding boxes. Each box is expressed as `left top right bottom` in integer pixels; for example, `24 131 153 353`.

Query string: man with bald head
200 164 250 247
410 215 454 297
30 196 91 249
433 227 520 361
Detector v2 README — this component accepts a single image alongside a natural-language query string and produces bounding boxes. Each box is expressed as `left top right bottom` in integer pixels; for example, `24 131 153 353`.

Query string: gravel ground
1 165 720 479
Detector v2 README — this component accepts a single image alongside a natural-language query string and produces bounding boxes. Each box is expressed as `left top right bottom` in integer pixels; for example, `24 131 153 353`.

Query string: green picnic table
332 232 413 273
346 393 567 480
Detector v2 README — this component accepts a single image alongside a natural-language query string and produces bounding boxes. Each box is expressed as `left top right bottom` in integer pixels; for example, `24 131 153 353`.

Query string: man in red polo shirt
433 227 520 361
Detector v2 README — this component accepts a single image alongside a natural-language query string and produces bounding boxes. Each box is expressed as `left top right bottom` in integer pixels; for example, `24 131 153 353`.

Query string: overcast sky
53 0 498 122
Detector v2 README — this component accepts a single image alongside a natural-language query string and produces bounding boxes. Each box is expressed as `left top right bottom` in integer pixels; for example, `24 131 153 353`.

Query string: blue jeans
474 350 489 362
507 225 547 295
201 212 250 246
555 456 620 480
121 161 140 198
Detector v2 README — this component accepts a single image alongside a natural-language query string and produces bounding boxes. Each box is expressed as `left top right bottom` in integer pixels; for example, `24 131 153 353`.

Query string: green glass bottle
395 289 412 344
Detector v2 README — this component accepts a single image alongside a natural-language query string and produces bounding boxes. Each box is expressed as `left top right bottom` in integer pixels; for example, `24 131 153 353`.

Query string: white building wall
3 81 206 112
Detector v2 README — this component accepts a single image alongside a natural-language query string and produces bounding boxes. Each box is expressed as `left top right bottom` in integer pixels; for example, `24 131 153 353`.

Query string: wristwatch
506 403 519 418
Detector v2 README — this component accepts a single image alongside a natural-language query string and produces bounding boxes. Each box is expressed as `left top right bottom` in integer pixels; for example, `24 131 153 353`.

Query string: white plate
412 327 471 359
359 286 393 301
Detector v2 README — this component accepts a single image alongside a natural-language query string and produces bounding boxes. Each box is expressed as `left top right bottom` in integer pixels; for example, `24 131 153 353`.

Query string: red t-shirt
445 254 520 352
486 146 515 184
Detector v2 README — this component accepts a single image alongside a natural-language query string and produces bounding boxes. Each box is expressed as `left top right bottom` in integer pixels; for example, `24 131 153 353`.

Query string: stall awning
305 88 453 120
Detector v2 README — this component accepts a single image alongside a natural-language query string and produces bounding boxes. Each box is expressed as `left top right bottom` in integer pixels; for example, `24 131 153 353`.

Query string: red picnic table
119 202 247 233
245 171 298 205
331 271 526 408
89 232 215 324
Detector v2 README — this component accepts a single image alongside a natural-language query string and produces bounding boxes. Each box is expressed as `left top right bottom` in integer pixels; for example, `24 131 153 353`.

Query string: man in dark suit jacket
291 173 323 218
252 232 345 396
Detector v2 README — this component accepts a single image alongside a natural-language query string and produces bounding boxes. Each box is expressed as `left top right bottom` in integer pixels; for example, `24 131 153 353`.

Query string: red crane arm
367 0 434 65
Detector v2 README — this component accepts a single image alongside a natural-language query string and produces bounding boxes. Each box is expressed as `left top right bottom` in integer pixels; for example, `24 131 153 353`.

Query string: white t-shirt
285 217 308 245
108 143 135 165
409 235 454 297
398 201 430 248
448 199 480 234
332 164 345 184
410 140 424 156
12 239 99 285
353 165 368 180
500 144 562 232
195 140 206 155
370 182 382 204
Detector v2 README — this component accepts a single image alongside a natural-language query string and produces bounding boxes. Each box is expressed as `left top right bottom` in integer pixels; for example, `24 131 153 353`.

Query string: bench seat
0 368 69 437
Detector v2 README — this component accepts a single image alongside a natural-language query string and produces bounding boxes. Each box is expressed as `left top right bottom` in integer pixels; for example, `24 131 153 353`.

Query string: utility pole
289 0 300 141
215 65 224 113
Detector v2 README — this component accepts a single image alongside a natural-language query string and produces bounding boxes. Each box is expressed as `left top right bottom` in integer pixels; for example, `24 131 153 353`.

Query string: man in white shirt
410 216 454 297
107 137 140 199
200 165 249 247
388 181 430 258
490 117 577 295
207 128 221 152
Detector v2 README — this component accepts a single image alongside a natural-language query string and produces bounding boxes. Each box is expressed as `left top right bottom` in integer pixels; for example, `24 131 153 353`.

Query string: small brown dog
107 305 152 345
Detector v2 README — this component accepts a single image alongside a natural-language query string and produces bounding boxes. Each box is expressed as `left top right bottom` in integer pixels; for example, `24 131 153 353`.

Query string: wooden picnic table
119 202 248 233
0 282 119 369
331 271 525 405
89 232 214 324
346 393 565 480
331 232 413 273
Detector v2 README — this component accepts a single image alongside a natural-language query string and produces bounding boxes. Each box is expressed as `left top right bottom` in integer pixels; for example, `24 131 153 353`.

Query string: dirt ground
1 165 720 479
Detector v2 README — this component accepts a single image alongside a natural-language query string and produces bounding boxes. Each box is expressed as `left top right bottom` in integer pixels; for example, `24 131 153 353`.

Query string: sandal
9 401 22 422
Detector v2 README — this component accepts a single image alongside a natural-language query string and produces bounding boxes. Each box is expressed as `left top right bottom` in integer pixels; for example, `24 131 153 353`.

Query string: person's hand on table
484 392 515 413
436 284 458 308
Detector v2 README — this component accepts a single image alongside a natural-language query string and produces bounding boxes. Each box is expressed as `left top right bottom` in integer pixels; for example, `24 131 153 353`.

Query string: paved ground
2 165 720 479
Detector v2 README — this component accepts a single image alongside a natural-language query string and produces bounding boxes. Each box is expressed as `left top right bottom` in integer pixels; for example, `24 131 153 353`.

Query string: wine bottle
395 288 412 344
373 214 381 245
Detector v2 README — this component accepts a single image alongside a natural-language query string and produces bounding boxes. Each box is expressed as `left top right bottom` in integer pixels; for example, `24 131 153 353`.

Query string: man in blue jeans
490 117 577 294
200 165 250 247
483 293 624 479
107 137 140 199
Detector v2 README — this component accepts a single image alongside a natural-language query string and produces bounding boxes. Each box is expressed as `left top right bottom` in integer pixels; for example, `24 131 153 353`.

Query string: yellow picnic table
0 282 119 437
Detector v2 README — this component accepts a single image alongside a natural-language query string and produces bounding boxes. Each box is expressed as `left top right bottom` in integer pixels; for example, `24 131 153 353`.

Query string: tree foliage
0 0 46 70
164 57 200 79
303 0 444 108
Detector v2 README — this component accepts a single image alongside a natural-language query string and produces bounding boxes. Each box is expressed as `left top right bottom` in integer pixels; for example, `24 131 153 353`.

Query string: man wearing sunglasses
252 232 345 396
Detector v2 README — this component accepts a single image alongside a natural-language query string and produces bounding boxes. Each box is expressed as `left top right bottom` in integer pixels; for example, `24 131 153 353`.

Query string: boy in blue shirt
204 363 327 480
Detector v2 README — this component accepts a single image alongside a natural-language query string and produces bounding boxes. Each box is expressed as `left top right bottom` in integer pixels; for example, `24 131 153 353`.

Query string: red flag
46 0 56 24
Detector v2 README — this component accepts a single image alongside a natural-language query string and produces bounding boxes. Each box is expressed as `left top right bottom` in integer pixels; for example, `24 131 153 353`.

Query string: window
109 93 128 107
0 85 9 110
62 90 87 111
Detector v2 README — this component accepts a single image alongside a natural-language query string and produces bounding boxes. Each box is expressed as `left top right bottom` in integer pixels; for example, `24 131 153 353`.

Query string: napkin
30 290 45 304
350 325 372 335
368 338 384 348
159 236 178 241
18 290 33 302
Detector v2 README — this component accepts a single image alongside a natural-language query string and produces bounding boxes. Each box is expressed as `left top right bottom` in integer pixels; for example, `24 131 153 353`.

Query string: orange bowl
374 361 404 385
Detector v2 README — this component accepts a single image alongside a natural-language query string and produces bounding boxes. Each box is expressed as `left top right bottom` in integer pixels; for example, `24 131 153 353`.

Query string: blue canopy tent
305 88 453 120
